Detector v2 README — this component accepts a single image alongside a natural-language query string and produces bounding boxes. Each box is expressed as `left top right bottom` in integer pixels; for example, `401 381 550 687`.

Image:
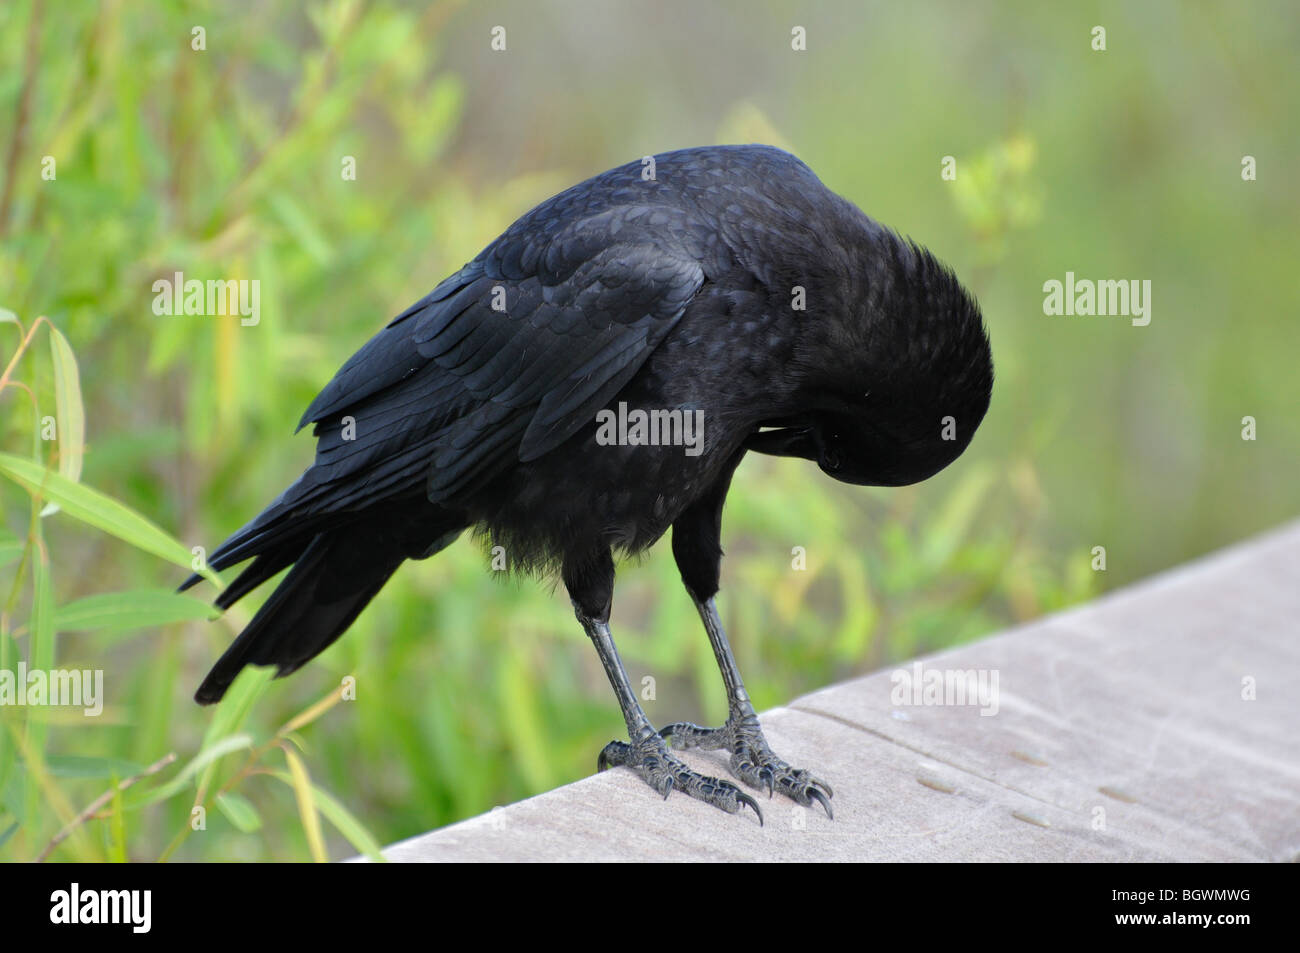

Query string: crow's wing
201 203 708 570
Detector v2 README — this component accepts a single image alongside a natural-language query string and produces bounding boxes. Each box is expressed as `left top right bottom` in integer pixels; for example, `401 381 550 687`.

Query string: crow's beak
744 426 819 460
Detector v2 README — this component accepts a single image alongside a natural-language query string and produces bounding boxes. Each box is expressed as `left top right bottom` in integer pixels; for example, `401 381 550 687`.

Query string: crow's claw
808 786 834 820
596 740 629 773
597 733 763 822
737 791 764 826
659 717 835 819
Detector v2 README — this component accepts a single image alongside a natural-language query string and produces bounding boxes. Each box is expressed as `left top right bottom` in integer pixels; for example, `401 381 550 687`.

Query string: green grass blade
283 748 328 862
47 325 85 486
53 589 217 633
0 452 221 587
215 791 262 833
133 733 253 806
268 769 385 862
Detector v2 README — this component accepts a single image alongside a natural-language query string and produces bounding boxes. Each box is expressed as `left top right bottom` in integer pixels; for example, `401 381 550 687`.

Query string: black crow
183 144 993 823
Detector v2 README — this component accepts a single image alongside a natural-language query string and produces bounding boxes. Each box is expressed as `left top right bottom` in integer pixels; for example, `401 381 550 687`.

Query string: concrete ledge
370 521 1300 862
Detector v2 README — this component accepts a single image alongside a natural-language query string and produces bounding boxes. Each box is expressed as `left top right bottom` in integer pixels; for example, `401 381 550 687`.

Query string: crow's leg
564 546 762 823
660 595 834 817
665 450 834 818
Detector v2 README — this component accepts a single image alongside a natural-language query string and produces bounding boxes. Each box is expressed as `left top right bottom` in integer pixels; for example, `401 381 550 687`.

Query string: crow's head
748 230 993 488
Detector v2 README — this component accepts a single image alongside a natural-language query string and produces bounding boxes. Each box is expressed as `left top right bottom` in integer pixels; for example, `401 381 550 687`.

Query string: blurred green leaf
46 755 147 779
0 453 221 587
194 668 275 799
267 769 384 862
283 748 327 863
136 734 253 806
23 544 55 834
47 324 85 488
267 193 334 265
53 590 216 633
215 791 262 833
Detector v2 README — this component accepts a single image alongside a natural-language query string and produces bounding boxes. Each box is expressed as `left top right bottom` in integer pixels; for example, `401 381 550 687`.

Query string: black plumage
184 144 992 820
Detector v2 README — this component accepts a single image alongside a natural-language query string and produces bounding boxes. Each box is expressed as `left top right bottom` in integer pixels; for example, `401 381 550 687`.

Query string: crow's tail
193 501 463 705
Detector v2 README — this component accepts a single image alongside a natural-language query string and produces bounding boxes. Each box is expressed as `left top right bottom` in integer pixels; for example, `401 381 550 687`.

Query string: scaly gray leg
659 596 834 818
576 604 763 824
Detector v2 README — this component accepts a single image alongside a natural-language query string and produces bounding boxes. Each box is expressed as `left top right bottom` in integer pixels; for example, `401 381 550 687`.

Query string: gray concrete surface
369 521 1300 862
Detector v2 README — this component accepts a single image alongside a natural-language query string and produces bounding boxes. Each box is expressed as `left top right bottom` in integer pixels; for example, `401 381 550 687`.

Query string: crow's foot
597 733 764 824
659 715 834 818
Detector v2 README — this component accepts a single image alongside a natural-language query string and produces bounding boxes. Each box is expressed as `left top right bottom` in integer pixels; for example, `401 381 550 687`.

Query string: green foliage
0 311 386 861
949 135 1044 265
